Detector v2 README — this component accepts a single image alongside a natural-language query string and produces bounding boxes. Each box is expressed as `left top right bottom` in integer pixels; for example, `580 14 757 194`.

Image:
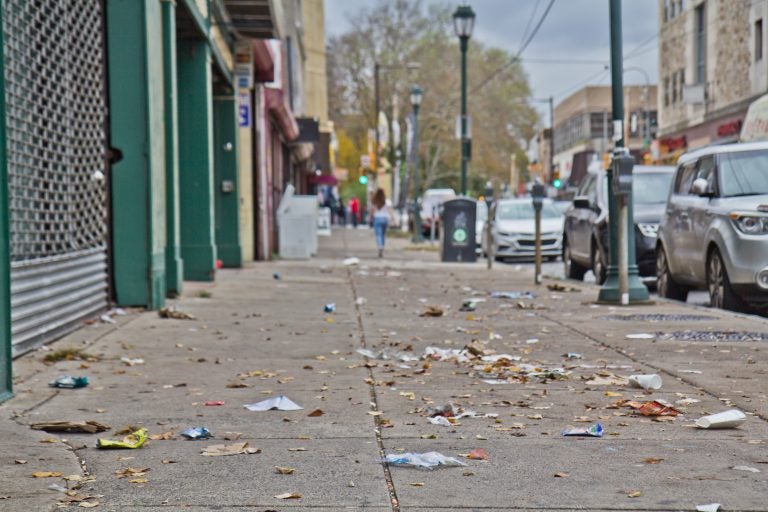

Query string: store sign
234 41 253 90
717 119 742 138
238 92 251 127
660 135 687 151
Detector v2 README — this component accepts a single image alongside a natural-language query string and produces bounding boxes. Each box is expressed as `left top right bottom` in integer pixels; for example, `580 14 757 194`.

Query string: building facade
0 0 328 401
551 85 658 187
657 0 756 160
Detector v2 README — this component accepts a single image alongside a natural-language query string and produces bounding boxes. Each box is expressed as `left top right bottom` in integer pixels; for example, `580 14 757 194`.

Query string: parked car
563 164 675 284
475 200 488 252
420 188 456 236
656 142 768 311
484 198 564 261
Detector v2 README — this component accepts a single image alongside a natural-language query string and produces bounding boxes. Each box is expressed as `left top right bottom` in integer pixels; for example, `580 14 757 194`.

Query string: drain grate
658 330 768 342
600 314 717 322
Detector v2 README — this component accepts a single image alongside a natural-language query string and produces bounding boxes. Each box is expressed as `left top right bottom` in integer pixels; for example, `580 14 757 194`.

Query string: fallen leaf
410 482 425 487
420 306 444 317
128 478 148 484
30 420 111 434
226 382 250 388
554 472 570 478
643 457 663 464
627 490 642 498
15 460 27 464
420 433 437 439
274 492 302 500
288 447 306 451
32 471 62 478
149 432 174 441
368 411 383 416
115 467 150 478
78 502 100 508
307 409 324 417
161 459 176 464
275 467 295 475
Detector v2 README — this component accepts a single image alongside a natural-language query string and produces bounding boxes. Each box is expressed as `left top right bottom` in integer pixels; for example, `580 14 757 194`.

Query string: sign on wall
238 92 251 128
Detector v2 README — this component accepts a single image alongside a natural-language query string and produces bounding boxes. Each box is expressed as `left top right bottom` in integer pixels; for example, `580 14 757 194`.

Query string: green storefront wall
178 39 217 281
0 3 12 401
106 0 167 308
214 97 242 267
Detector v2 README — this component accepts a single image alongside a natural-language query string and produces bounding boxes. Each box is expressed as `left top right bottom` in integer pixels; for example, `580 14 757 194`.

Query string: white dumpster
277 185 318 259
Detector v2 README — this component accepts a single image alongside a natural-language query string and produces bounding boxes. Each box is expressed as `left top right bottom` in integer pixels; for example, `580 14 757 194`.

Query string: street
2 228 768 511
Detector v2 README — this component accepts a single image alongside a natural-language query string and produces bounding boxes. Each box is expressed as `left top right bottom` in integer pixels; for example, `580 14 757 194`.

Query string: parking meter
612 150 634 197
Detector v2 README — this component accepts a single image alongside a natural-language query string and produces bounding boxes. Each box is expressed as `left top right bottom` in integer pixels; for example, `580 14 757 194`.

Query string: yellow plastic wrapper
96 428 147 449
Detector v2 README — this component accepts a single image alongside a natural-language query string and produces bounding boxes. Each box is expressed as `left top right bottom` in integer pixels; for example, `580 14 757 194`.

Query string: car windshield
633 173 674 204
497 202 561 220
718 149 768 197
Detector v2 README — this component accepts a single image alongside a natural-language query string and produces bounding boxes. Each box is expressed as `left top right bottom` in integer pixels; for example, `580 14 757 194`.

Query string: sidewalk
2 228 768 511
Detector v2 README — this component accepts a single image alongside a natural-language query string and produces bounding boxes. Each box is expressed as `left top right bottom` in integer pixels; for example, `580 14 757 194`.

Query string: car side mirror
573 196 590 209
691 178 712 197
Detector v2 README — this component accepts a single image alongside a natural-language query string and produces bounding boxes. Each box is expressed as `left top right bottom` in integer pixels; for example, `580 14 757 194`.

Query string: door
666 160 700 280
4 1 110 355
689 156 718 282
571 175 598 262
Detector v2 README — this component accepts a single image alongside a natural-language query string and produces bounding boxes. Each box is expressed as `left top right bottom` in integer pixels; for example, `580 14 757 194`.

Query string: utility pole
549 96 554 183
374 62 380 175
598 0 649 304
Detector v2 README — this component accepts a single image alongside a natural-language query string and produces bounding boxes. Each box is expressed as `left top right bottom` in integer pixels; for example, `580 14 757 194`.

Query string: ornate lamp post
410 85 423 243
453 4 475 196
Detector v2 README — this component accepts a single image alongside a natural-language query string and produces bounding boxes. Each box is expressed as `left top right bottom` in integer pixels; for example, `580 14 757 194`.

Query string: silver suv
657 142 768 311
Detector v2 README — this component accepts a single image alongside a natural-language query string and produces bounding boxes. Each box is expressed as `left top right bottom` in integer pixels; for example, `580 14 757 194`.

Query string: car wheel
656 245 688 301
591 240 607 285
707 248 746 312
563 239 587 280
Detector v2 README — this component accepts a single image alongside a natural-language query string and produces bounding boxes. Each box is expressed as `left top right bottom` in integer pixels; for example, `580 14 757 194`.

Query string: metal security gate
3 0 109 355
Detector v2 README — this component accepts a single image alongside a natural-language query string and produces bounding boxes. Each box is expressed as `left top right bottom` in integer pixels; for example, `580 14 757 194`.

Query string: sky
324 0 659 129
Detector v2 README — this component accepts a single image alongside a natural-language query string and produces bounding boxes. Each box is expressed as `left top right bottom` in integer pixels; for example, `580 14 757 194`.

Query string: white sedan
484 198 564 261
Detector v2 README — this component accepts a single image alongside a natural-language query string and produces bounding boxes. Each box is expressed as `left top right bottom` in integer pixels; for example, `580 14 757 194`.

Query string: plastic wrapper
97 428 147 449
356 348 419 363
324 303 336 313
49 375 89 389
562 423 603 437
384 451 466 469
181 427 213 440
490 291 536 300
243 395 303 411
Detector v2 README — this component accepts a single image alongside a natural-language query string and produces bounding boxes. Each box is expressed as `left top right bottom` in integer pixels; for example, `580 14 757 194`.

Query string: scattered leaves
274 492 302 500
307 409 324 417
275 467 295 475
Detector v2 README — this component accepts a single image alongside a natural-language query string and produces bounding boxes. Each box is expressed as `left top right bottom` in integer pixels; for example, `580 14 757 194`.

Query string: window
664 0 669 22
674 161 697 194
672 73 678 103
756 19 763 62
719 149 768 197
695 156 717 194
679 68 685 101
670 0 676 17
695 3 706 84
664 76 670 106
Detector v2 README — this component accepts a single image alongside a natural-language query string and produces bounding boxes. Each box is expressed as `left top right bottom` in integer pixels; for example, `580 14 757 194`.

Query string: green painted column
0 5 13 401
213 96 242 267
162 0 183 295
106 0 167 308
178 39 217 281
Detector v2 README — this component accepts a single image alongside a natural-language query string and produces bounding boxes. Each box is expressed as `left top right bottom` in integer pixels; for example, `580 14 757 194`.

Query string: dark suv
563 164 675 284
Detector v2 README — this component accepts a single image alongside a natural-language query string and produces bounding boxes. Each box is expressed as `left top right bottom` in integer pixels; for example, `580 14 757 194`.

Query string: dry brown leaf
409 482 425 487
275 466 295 475
627 490 642 498
274 492 302 500
78 502 100 508
15 460 27 464
149 432 174 441
287 447 306 451
32 471 62 478
201 442 260 457
307 409 324 417
226 382 250 388
554 472 570 478
161 459 176 464
468 448 488 460
115 467 150 478
643 457 663 464
128 478 148 484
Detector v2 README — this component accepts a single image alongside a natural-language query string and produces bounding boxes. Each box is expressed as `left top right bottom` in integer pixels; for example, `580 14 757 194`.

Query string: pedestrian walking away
371 188 392 258
349 196 360 227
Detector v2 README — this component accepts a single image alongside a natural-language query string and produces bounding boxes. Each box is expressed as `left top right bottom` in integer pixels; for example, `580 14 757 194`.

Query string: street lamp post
411 85 424 243
453 4 475 197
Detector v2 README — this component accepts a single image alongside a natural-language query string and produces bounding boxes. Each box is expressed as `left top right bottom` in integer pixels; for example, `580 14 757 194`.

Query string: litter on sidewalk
695 409 746 429
324 303 336 313
562 423 603 437
244 395 303 411
420 306 444 317
490 291 536 300
158 307 195 320
696 504 721 512
97 428 147 449
30 420 110 434
384 451 467 469
49 375 89 389
181 427 213 440
343 257 360 266
624 400 679 417
628 374 662 390
356 348 419 362
201 442 260 456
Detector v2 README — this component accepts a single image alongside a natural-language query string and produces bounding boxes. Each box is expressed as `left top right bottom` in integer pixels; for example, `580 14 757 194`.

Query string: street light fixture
410 85 424 243
453 3 475 197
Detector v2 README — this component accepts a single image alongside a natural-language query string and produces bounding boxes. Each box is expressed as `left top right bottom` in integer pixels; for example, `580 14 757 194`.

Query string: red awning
266 89 299 142
309 174 338 185
252 40 274 83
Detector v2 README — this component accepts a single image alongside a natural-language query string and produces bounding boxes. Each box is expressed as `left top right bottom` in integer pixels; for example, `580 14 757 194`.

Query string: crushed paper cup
695 409 746 429
628 374 662 390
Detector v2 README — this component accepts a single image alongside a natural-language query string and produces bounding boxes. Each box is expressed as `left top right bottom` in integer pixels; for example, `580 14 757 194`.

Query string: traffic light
552 169 562 189
359 174 369 185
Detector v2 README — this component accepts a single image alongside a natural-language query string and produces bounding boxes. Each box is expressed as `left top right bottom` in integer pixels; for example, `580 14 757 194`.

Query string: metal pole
618 198 629 304
534 207 542 285
460 37 468 196
412 108 423 243
549 96 554 183
486 204 493 270
374 62 380 173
